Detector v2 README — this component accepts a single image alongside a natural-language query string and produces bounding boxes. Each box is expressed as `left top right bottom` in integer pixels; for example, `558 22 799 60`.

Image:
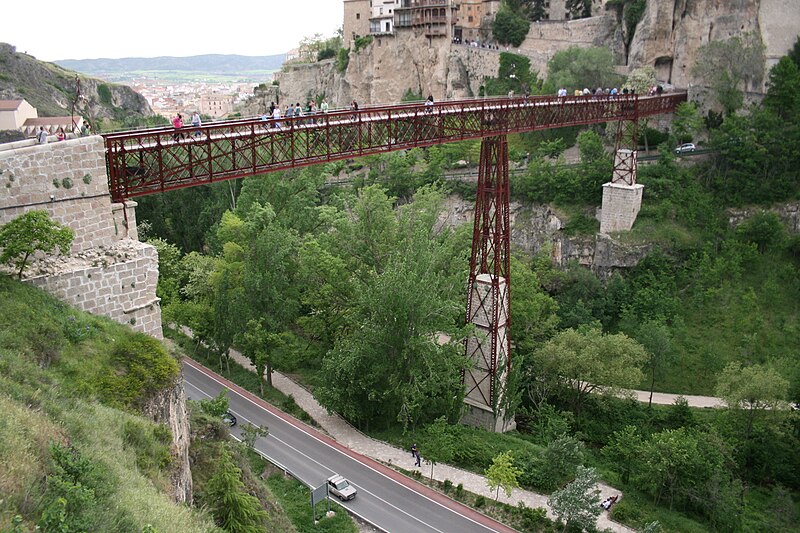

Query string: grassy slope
0 275 220 531
0 276 310 532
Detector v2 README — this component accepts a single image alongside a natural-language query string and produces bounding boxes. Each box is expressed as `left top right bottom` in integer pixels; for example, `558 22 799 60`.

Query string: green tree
524 434 585 491
533 327 647 414
692 33 766 114
528 0 546 21
736 211 785 253
485 451 522 501
637 428 732 513
789 36 800 68
316 187 467 429
671 102 704 143
509 257 559 356
547 466 601 532
0 210 73 279
763 56 800 121
714 362 789 440
546 46 621 93
634 320 673 406
204 446 268 532
625 65 657 94
603 425 643 484
422 416 457 480
493 4 530 47
198 389 230 417
565 0 591 19
235 319 285 393
240 423 269 449
148 238 183 307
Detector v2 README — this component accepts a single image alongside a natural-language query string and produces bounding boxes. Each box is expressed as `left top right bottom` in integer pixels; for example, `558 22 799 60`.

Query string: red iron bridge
103 92 686 202
103 91 686 430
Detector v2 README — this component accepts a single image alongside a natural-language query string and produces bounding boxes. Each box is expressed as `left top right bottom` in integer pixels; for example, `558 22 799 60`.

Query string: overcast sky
2 1 342 61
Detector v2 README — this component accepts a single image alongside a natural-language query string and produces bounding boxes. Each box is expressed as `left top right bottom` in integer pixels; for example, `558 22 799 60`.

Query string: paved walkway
227 351 635 533
631 389 725 408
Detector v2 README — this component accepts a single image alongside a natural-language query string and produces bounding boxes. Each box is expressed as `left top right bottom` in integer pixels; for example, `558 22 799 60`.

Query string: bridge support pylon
600 120 644 233
461 135 516 433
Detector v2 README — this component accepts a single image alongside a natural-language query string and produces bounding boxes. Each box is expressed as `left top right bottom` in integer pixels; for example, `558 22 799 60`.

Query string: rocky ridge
0 42 153 122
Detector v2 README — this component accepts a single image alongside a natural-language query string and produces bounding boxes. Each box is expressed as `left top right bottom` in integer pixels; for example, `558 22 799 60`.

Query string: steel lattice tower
462 135 515 432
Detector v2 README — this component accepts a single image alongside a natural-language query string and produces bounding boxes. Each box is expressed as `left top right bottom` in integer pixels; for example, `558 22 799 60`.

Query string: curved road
183 359 518 533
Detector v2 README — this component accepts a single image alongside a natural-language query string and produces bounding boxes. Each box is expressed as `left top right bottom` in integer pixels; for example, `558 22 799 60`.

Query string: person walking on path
411 443 418 458
320 99 329 114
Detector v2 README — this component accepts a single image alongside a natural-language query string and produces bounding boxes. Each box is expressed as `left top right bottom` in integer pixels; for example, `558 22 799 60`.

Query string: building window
468 15 473 22
356 13 360 19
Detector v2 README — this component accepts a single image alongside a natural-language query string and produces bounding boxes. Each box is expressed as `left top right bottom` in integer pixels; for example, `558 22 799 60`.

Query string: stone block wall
0 136 118 252
26 241 163 339
0 136 162 338
600 182 644 233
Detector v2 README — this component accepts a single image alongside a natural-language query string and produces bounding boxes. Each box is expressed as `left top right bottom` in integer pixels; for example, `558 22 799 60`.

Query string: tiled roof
0 100 24 111
23 117 80 126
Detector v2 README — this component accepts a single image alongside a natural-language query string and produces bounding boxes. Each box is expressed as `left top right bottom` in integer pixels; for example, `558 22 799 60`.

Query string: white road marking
184 365 501 532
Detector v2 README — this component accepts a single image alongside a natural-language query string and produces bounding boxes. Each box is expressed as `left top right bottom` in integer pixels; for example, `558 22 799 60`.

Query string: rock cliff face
275 33 499 107
273 1 798 106
628 0 800 89
141 372 193 504
437 195 651 277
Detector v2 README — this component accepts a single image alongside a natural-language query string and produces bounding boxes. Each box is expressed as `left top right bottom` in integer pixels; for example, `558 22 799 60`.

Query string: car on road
327 474 357 501
675 142 696 154
222 411 237 427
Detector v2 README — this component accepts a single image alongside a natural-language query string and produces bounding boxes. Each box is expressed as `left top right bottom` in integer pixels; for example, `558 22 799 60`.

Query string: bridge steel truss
103 92 685 429
463 135 513 430
104 93 686 202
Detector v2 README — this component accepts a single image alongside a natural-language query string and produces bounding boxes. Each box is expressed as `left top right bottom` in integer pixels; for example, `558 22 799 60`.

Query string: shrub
443 479 453 494
354 35 373 52
336 48 350 72
98 334 179 409
97 83 113 106
317 48 336 61
122 419 173 477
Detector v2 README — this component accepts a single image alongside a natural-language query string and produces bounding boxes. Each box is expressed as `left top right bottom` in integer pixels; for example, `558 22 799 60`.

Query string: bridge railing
104 92 686 200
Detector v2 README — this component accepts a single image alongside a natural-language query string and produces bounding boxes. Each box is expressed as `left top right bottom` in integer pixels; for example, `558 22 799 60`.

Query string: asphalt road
183 359 517 533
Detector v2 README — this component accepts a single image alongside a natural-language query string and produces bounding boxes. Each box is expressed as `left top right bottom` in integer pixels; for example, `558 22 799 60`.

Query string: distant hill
56 53 286 75
0 43 152 125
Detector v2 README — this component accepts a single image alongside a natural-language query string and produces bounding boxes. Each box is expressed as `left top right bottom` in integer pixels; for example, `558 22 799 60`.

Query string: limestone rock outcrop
272 1 798 108
141 373 193 504
437 194 652 277
628 0 800 89
274 33 499 107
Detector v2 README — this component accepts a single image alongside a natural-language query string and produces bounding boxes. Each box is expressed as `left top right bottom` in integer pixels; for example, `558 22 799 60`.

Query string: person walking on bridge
191 112 201 138
172 113 185 141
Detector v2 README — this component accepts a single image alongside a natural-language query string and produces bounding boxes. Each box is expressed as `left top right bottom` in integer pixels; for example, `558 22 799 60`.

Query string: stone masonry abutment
0 136 163 338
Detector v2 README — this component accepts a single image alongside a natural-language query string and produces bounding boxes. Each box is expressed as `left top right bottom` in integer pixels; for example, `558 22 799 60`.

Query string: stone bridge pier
0 136 162 338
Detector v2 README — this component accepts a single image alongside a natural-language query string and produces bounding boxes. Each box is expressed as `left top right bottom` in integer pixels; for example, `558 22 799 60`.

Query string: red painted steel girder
103 92 686 202
463 136 512 410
